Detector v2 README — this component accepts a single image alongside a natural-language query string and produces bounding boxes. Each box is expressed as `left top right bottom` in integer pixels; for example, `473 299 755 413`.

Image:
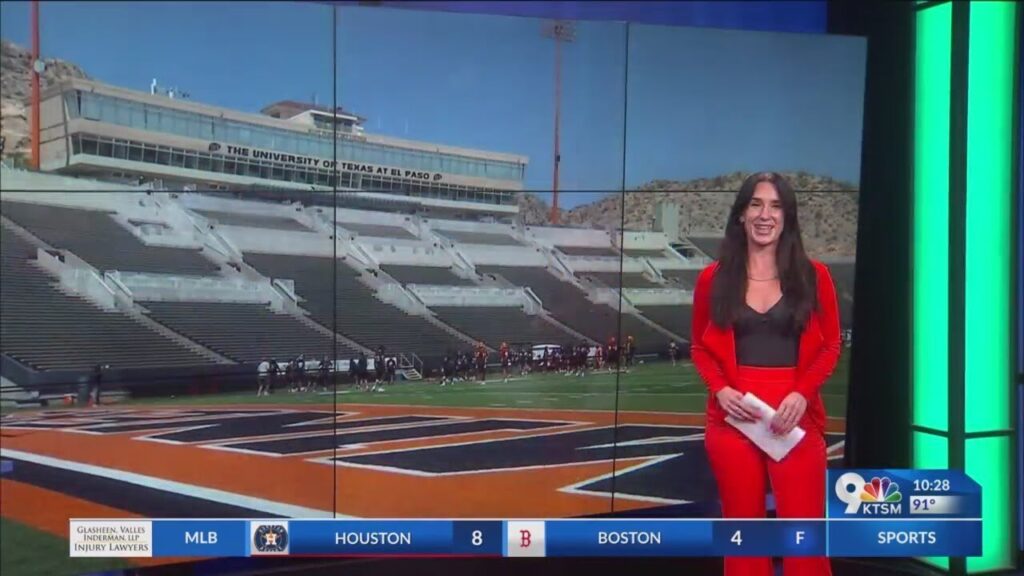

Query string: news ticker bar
70 519 982 558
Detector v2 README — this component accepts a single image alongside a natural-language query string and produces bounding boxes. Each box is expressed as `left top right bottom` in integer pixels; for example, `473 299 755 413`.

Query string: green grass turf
120 356 850 417
0 517 132 576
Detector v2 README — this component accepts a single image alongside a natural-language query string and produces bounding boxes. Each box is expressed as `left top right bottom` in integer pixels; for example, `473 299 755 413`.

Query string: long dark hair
710 172 817 332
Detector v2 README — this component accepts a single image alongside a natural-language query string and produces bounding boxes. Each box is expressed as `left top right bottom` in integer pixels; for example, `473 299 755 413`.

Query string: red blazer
690 260 842 433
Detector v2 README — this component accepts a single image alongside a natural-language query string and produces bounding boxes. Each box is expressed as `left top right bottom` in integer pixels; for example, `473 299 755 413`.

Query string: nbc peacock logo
835 472 903 515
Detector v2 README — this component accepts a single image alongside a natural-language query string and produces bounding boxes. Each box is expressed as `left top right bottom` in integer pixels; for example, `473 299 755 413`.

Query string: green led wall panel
966 436 1013 572
913 431 950 470
912 1 1018 573
964 2 1017 572
912 1 952 437
913 432 950 570
964 0 1014 434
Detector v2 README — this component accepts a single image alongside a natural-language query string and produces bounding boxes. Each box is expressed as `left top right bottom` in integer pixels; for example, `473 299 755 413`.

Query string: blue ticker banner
70 518 982 558
69 475 983 560
152 520 248 558
286 520 502 556
542 519 712 557
712 520 826 557
828 520 982 558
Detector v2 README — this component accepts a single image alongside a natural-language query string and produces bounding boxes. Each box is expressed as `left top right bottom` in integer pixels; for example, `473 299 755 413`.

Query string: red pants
705 366 832 576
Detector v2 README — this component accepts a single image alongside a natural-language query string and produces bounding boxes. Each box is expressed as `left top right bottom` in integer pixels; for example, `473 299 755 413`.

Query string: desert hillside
518 172 859 258
1 39 89 163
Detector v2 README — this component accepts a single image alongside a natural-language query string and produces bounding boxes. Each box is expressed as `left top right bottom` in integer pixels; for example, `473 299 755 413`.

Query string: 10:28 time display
912 479 951 492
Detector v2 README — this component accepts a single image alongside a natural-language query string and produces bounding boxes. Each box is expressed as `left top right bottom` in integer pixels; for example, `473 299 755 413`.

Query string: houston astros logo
253 524 289 553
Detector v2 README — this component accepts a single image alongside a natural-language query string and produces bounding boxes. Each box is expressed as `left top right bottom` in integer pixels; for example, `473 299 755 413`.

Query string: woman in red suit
691 172 841 576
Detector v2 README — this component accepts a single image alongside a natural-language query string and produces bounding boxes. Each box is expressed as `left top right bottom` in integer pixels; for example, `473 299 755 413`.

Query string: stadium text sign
207 142 445 182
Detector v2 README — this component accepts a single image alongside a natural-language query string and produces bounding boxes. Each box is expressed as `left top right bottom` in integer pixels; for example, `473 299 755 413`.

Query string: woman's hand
772 392 808 435
715 387 761 422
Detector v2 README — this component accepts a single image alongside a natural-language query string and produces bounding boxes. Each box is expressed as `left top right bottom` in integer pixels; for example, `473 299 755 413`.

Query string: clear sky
0 2 865 208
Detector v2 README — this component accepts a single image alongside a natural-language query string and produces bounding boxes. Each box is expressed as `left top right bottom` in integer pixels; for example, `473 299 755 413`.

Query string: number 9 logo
835 472 866 514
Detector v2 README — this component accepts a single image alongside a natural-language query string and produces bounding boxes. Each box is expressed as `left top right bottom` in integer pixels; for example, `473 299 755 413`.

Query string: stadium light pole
30 0 41 171
543 20 575 225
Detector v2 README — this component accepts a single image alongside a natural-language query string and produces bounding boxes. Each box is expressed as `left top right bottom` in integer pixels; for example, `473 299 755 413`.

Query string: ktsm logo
835 472 903 515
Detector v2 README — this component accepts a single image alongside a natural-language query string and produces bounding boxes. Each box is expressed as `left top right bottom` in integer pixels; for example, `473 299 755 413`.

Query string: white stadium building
0 78 708 401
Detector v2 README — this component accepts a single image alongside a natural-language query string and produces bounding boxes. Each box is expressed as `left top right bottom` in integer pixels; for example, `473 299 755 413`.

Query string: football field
0 358 849 576
123 356 850 415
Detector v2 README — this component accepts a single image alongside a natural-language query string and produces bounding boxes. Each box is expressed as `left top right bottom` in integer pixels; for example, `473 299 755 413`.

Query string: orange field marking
1 404 847 521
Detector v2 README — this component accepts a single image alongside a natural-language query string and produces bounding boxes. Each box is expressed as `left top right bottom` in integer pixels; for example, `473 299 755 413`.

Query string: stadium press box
69 469 981 558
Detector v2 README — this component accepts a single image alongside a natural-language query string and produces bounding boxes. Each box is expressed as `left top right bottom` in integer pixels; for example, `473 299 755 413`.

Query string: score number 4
732 530 742 546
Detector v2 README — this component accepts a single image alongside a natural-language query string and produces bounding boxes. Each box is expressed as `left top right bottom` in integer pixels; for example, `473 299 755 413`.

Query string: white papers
724 393 805 462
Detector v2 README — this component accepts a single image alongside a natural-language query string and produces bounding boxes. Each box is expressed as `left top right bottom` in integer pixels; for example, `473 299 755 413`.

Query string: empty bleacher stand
430 307 574 347
556 245 618 257
688 236 723 260
476 266 679 353
623 248 667 258
583 272 662 289
195 209 311 232
437 229 522 246
1 201 220 276
340 222 418 240
638 305 694 342
0 225 212 371
244 253 468 358
142 301 342 364
381 265 475 286
662 269 702 289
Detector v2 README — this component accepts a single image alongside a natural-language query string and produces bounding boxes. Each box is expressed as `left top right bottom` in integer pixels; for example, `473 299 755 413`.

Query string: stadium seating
1 201 220 276
195 209 311 232
381 265 475 286
556 245 618 257
243 253 469 358
662 269 702 289
430 306 575 347
622 248 667 258
476 265 679 353
0 225 212 371
688 236 723 260
583 272 662 289
437 229 522 246
142 301 348 364
339 222 418 240
638 305 694 342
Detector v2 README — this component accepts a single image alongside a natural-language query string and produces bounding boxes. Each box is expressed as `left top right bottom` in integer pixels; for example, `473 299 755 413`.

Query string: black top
734 297 799 367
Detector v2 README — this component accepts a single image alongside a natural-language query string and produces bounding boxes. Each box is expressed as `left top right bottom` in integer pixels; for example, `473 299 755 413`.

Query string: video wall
0 2 865 574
